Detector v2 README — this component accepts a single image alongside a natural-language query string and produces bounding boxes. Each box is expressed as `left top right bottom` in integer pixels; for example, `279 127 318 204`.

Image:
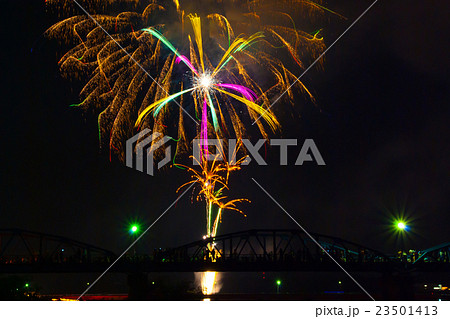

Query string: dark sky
1 0 449 256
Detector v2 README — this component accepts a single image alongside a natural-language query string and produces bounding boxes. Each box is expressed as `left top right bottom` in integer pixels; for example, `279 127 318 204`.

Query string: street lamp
129 224 140 235
397 222 406 230
128 223 141 258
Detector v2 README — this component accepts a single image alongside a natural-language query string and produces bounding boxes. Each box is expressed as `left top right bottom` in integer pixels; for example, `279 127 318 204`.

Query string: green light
393 216 410 232
25 283 29 288
130 224 139 234
276 280 281 286
397 222 406 230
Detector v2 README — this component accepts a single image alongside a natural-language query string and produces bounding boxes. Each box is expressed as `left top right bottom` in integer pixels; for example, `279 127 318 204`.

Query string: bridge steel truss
0 229 448 273
0 228 115 272
152 229 391 272
413 242 450 266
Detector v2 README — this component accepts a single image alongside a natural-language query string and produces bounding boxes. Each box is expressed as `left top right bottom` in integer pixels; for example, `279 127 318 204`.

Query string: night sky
1 0 449 258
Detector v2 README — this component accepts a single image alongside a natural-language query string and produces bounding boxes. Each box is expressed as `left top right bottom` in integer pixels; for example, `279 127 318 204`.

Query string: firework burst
47 0 340 295
46 0 333 161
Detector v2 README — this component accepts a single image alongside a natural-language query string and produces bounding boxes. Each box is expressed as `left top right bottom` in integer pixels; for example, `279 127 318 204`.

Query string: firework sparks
47 0 338 295
176 149 250 238
134 20 279 136
176 147 250 295
46 0 331 161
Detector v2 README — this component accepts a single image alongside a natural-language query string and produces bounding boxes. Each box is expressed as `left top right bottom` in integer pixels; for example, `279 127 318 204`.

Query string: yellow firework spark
176 149 250 238
46 0 332 161
47 0 340 295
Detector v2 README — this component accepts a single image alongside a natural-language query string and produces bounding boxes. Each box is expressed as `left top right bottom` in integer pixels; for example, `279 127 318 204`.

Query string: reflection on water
202 271 217 295
197 271 221 295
